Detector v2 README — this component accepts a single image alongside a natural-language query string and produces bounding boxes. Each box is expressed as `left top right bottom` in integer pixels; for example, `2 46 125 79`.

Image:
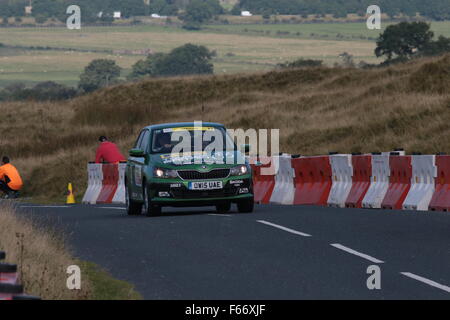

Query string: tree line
233 0 450 20
1 0 450 22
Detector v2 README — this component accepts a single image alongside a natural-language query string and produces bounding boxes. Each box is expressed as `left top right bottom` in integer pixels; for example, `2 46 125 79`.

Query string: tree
154 44 214 76
79 59 121 93
149 0 178 16
423 35 450 56
375 22 434 61
127 53 166 80
128 44 214 78
179 0 222 30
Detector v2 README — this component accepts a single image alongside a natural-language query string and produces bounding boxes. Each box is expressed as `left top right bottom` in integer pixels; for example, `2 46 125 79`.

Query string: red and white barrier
82 163 126 205
345 155 372 208
269 155 295 205
362 154 390 209
403 155 437 211
251 156 276 204
429 155 450 211
381 155 412 210
292 156 332 206
82 153 449 213
82 163 103 204
0 252 36 300
327 154 353 208
112 163 127 204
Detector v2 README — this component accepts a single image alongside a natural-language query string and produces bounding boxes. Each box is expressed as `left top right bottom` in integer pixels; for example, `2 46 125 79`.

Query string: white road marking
330 243 384 264
20 205 70 208
208 214 232 217
257 220 312 237
401 272 450 293
98 207 126 210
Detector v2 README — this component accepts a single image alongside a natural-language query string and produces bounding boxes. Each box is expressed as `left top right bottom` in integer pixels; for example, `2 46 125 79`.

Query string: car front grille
177 169 230 180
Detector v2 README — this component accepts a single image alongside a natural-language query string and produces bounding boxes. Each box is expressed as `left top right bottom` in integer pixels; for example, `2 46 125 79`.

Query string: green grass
80 261 143 300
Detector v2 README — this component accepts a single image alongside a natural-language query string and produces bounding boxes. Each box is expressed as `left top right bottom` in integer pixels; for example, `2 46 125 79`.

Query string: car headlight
230 165 248 176
154 167 178 179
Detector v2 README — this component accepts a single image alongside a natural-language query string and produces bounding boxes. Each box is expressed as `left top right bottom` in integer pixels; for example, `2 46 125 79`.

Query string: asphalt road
15 203 450 300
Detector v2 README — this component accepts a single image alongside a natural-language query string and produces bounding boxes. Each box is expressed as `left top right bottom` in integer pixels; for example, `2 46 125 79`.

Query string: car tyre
216 202 231 214
237 197 254 213
143 183 162 217
126 183 142 216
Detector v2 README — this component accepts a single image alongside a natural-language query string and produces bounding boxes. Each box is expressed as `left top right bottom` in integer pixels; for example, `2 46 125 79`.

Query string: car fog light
239 188 249 194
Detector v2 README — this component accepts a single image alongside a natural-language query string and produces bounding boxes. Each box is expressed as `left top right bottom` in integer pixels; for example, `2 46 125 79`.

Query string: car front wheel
126 183 142 216
143 183 161 217
237 197 254 213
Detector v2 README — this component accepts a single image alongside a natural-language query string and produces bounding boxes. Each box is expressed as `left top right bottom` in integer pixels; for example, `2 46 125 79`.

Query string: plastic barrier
0 263 19 285
112 162 127 204
362 154 390 209
252 156 276 204
381 155 412 210
402 155 437 211
292 156 332 206
327 154 353 208
96 164 120 204
429 155 450 211
345 155 372 208
269 155 295 205
82 163 103 204
0 258 22 301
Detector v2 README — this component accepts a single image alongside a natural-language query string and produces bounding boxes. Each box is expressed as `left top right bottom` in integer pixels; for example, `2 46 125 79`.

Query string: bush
79 59 122 93
0 81 77 101
278 58 323 69
34 14 47 24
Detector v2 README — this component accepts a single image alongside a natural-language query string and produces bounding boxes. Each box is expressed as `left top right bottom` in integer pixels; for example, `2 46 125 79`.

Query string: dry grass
0 54 449 202
0 204 91 299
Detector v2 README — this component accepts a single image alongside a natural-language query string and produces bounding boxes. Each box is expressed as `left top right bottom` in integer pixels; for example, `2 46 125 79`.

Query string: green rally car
125 122 254 216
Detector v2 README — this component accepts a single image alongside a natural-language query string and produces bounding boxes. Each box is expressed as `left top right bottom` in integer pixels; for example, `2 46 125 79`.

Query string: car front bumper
148 177 253 206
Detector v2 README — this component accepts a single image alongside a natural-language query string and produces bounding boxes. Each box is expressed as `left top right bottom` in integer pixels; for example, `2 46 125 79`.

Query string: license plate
188 181 223 190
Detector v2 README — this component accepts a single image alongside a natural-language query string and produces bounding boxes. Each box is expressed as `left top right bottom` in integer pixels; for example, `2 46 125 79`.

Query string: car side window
139 130 150 153
135 131 145 149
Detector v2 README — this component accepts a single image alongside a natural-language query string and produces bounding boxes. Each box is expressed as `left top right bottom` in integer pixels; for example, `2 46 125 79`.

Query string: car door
128 130 146 201
131 130 150 200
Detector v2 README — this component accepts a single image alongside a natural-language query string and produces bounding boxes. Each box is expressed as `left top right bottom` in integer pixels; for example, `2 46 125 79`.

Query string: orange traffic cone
66 183 76 204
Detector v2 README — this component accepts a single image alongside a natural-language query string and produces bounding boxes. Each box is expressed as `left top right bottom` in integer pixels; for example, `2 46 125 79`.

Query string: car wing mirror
129 148 145 157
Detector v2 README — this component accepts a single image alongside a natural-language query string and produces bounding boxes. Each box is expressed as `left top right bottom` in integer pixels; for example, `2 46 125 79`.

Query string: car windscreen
151 126 236 154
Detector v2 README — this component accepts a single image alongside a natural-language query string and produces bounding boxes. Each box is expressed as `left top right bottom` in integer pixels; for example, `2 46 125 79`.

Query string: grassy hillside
0 54 449 202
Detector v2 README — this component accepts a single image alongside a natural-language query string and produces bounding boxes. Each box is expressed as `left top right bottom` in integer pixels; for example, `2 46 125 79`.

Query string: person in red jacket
95 136 126 163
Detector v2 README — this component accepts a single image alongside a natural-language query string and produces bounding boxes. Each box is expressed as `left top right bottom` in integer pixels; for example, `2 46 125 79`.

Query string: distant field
0 21 448 87
204 21 450 41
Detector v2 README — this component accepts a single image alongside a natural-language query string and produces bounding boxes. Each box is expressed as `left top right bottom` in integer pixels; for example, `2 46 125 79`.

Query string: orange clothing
0 163 23 191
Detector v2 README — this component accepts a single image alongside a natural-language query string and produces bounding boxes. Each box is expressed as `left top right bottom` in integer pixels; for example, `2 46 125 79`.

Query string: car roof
143 122 225 131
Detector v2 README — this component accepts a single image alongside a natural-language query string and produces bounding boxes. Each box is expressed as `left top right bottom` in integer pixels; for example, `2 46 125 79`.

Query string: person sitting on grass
0 156 23 199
